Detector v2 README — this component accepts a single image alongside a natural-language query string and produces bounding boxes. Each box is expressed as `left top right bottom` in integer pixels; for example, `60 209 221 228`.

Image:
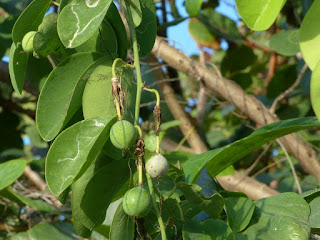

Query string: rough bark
152 36 320 181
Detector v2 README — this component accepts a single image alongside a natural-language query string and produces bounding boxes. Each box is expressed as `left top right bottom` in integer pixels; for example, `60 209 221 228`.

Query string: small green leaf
300 0 320 70
183 219 234 240
136 0 157 57
269 29 300 56
72 151 130 232
309 197 320 228
183 117 320 183
186 0 203 16
122 0 142 27
9 42 29 95
57 0 112 48
176 182 224 218
0 159 26 190
12 0 51 43
45 117 115 196
238 193 310 240
225 197 255 232
235 0 286 31
82 58 136 121
0 188 56 212
311 62 320 122
110 201 135 240
36 53 107 141
106 2 128 60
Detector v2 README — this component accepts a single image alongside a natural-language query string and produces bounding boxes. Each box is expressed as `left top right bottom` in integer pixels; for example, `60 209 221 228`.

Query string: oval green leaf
45 116 115 196
311 62 320 121
269 29 300 56
300 0 320 70
12 0 51 43
106 2 128 60
183 117 320 183
235 0 286 31
0 159 26 190
136 0 157 57
188 18 218 49
186 0 203 16
9 42 29 95
309 197 320 228
122 0 142 27
57 0 112 48
36 53 108 141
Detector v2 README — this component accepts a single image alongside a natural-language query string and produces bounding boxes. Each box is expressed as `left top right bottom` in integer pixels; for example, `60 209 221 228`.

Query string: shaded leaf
183 117 320 183
269 29 300 56
309 197 320 228
36 53 106 141
57 0 112 48
176 182 224 218
122 0 142 27
45 117 115 196
0 159 26 190
183 219 234 240
235 0 286 31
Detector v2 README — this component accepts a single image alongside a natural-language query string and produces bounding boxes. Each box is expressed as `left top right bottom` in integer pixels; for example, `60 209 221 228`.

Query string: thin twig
244 143 272 176
270 64 308 114
252 157 287 177
277 140 302 194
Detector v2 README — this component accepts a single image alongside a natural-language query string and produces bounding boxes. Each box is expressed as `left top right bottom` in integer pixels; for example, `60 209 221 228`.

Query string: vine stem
124 2 166 239
146 173 167 240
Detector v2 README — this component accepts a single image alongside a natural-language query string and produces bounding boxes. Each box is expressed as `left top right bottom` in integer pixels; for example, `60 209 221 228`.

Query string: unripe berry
22 31 37 54
146 154 169 178
123 187 152 218
110 120 137 149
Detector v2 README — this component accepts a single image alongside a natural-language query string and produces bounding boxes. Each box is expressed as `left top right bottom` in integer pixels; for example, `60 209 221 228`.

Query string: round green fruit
22 31 37 54
146 154 169 178
123 187 152 218
110 120 136 149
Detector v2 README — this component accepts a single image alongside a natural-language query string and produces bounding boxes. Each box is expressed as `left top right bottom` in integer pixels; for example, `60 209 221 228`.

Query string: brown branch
151 36 320 182
0 97 36 119
265 52 277 83
148 55 278 200
243 39 274 54
270 63 309 114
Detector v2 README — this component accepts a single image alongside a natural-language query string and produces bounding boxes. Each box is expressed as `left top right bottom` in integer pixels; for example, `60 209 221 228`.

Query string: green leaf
186 0 203 16
36 53 107 141
309 197 320 228
12 0 51 43
26 56 52 91
183 117 320 183
106 2 128 60
82 58 136 122
33 13 64 57
199 8 242 43
45 117 115 196
225 197 255 232
238 193 310 240
0 188 56 212
11 222 78 240
301 188 320 203
0 159 26 190
269 29 300 56
110 201 135 240
72 152 130 232
122 0 142 27
57 0 112 48
176 182 224 218
300 0 320 70
235 0 286 31
183 219 234 240
188 18 219 49
136 0 157 57
311 62 320 122
0 0 32 16
9 42 29 95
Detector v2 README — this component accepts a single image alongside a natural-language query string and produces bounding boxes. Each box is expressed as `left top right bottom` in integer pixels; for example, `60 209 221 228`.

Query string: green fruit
22 31 37 54
123 187 152 218
110 120 136 149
